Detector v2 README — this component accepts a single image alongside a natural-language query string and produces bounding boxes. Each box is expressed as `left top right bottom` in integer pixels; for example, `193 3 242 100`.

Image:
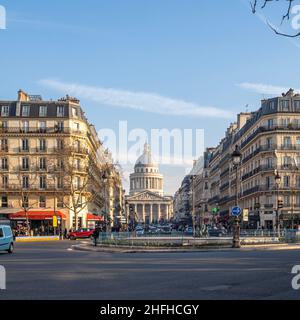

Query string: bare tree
51 144 115 230
15 170 39 236
251 0 300 37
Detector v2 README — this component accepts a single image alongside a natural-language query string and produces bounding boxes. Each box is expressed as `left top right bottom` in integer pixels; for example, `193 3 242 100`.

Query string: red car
68 228 95 240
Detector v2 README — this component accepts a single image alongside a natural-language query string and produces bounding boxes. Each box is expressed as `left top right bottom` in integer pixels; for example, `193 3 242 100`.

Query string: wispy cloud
7 17 91 33
39 79 234 119
237 82 300 95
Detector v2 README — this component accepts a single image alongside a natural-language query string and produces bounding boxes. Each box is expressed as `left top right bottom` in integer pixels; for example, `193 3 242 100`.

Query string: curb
72 243 300 253
16 237 61 243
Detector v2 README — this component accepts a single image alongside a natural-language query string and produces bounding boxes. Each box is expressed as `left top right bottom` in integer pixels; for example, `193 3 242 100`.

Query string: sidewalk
72 242 300 253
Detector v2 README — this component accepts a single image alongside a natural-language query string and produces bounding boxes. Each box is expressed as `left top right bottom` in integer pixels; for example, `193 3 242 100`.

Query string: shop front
9 211 67 236
86 213 104 229
281 212 300 229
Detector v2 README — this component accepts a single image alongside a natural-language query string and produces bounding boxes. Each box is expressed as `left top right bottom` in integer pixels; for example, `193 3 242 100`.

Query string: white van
0 225 14 254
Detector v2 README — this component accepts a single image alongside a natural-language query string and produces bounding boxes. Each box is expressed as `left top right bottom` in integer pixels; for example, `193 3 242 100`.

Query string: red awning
9 211 66 221
87 214 104 221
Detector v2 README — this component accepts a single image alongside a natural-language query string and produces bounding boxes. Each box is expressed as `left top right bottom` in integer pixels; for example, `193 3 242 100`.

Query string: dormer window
57 106 65 117
39 106 47 117
1 106 9 117
295 100 300 110
281 100 290 111
22 105 30 117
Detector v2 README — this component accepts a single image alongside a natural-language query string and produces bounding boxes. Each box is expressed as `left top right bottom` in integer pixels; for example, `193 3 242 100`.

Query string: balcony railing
220 182 230 191
242 184 300 197
220 168 230 178
0 127 87 136
241 124 300 149
0 147 9 153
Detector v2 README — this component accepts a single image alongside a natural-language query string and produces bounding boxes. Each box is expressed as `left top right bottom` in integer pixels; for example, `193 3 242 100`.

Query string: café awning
87 213 104 221
9 211 66 221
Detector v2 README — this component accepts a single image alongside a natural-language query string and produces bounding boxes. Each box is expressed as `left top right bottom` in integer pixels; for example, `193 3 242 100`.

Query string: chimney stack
18 89 29 102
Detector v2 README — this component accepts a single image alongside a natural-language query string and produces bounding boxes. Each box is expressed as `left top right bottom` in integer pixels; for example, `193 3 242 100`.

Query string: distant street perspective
0 241 300 300
2 1 300 304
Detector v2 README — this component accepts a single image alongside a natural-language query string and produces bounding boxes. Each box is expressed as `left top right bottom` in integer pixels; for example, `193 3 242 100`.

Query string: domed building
126 144 173 224
130 144 164 196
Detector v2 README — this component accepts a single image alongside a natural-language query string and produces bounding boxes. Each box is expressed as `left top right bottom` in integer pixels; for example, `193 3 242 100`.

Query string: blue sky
1 0 300 194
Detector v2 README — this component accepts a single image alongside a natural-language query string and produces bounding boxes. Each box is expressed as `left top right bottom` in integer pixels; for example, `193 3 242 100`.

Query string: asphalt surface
0 241 300 300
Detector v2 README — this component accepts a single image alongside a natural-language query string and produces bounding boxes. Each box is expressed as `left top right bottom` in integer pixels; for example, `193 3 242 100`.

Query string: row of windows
1 120 64 130
0 121 82 133
269 100 300 110
243 136 300 161
0 195 65 209
0 175 82 190
241 118 300 147
0 138 84 152
0 105 79 118
135 167 159 173
242 156 300 175
0 157 77 171
242 175 300 192
0 157 83 171
243 194 300 209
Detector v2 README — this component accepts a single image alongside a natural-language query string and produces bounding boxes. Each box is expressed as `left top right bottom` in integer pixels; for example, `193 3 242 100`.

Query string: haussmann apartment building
0 90 123 234
195 89 300 230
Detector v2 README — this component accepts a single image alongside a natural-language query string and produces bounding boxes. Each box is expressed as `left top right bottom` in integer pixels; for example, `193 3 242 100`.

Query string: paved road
0 241 300 300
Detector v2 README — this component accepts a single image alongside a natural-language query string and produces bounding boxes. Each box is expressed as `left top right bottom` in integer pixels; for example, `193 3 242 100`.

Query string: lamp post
274 169 281 235
232 145 242 248
191 175 196 237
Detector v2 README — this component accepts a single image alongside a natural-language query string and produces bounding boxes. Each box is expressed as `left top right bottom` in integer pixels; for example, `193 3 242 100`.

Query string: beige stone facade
0 90 123 231
197 89 300 229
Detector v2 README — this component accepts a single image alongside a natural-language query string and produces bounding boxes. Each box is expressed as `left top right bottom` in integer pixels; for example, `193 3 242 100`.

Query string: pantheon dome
129 144 164 196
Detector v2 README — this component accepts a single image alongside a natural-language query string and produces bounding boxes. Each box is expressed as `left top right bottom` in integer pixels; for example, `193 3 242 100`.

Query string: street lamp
274 169 281 235
231 145 242 248
190 174 197 237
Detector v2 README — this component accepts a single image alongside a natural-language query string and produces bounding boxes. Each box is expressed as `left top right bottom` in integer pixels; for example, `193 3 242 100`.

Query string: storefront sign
243 209 249 222
52 216 58 228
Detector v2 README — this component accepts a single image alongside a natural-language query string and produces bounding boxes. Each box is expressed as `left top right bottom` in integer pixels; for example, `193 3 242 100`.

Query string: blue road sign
231 206 242 217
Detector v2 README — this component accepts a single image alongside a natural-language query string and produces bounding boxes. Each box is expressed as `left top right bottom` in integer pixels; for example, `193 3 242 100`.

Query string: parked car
148 226 159 234
68 228 95 240
135 226 145 236
208 228 227 237
0 225 14 254
158 226 172 234
185 226 194 235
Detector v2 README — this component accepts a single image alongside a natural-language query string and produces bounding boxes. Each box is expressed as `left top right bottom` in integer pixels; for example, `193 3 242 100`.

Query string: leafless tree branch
251 0 299 37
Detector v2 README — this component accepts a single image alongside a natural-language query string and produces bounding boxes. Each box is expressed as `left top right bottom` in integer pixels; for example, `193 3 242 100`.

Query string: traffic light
278 199 284 209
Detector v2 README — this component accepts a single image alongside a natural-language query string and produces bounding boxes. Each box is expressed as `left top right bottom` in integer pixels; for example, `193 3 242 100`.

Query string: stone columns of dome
158 204 161 221
142 204 145 222
150 204 153 223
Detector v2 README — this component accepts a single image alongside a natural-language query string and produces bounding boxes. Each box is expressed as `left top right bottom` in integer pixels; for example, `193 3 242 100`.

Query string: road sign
231 206 242 217
243 209 249 222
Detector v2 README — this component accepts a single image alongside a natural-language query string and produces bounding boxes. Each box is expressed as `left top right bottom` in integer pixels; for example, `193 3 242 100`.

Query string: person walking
64 228 68 240
93 227 100 247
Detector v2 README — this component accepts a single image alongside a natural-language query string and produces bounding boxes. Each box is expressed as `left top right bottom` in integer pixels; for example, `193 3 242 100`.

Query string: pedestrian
93 227 100 247
64 228 68 240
